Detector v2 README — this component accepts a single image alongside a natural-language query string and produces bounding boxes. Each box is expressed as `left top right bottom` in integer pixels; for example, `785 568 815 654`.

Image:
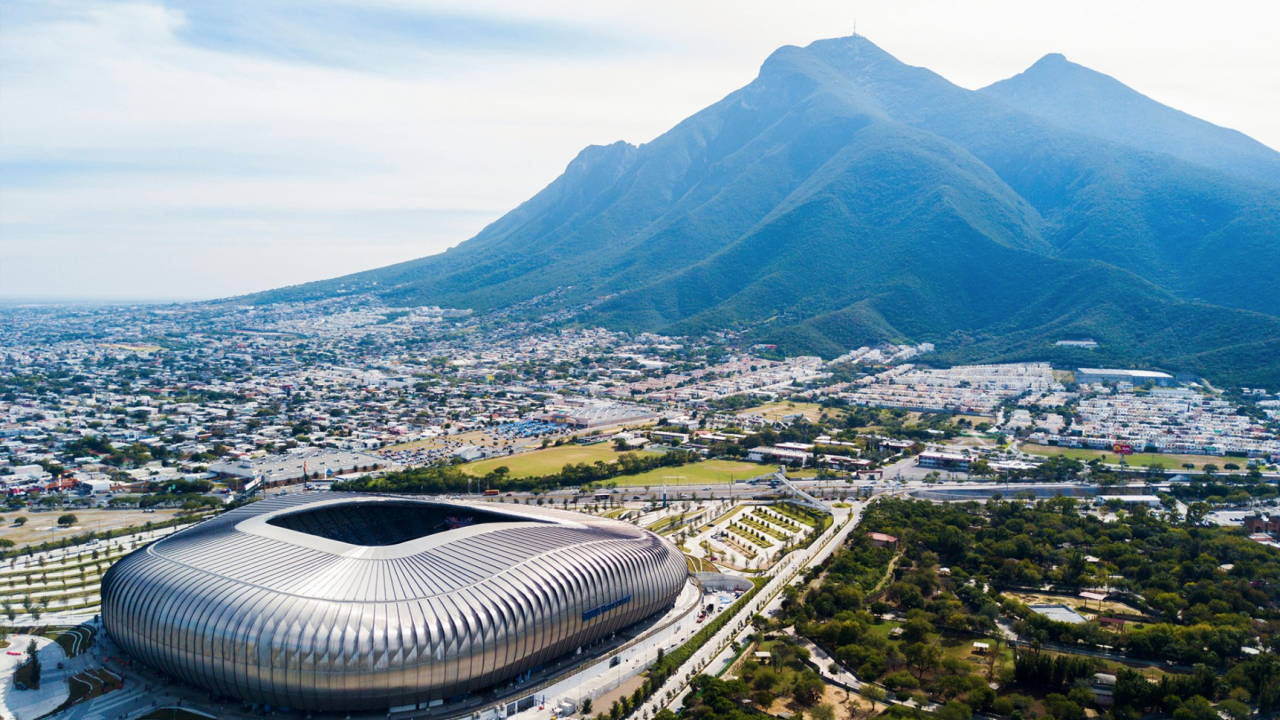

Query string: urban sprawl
2 299 1280 720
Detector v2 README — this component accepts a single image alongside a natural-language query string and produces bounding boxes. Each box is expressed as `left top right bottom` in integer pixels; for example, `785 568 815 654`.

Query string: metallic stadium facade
101 493 688 712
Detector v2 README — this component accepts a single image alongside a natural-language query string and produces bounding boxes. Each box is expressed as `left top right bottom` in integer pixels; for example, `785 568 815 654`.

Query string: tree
984 637 1005 681
902 617 934 644
581 698 593 716
860 684 887 713
1173 696 1218 720
792 669 826 707
1185 502 1209 527
810 703 835 720
13 516 26 527
903 642 942 679
26 639 40 688
937 700 973 720
1217 699 1251 720
57 514 79 527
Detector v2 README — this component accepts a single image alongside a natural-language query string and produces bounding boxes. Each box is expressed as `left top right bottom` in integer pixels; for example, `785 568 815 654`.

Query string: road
635 499 868 717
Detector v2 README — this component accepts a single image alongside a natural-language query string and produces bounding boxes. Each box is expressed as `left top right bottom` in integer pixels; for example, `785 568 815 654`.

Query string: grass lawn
867 620 901 640
938 634 1014 677
646 515 683 534
55 668 120 713
738 401 827 423
605 459 767 488
686 555 716 572
0 507 186 546
1021 443 1239 471
460 445 655 478
46 626 96 657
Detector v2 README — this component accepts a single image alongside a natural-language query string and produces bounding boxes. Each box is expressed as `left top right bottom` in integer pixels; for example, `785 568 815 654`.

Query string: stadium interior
265 501 530 545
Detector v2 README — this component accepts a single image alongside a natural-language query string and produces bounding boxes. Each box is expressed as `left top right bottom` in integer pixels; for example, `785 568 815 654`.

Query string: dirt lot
739 401 829 423
0 507 185 546
768 684 870 720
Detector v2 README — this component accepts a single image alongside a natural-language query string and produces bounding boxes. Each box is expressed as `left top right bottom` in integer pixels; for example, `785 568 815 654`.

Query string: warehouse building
1076 368 1176 387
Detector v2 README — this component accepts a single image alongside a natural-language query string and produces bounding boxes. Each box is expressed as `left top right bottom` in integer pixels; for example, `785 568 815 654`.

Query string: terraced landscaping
47 625 96 657
737 516 789 542
751 508 802 533
55 667 122 714
773 502 821 526
728 522 775 548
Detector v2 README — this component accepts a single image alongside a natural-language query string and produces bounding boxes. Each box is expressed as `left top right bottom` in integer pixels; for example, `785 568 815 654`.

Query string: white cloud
2 0 1276 300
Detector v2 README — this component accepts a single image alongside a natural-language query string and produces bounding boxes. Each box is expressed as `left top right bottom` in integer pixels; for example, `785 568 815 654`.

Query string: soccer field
461 444 656 478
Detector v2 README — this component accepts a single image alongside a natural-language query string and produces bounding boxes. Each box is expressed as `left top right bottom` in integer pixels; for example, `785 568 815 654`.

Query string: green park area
604 459 767 488
1021 443 1244 471
461 444 656 478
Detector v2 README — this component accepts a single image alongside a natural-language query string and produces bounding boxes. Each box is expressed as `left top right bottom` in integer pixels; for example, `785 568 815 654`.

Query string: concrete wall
693 572 754 593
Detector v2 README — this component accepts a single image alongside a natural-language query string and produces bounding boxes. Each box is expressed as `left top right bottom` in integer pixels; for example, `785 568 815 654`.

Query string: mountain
981 53 1280 188
248 36 1280 387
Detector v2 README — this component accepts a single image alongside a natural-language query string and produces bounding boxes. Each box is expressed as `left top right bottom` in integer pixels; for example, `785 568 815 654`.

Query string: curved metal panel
102 493 688 712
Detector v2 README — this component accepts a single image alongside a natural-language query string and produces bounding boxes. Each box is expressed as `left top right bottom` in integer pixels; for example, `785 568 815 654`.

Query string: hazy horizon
3 0 1278 302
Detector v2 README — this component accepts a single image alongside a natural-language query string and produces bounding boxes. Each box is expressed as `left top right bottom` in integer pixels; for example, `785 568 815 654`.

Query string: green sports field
603 459 769 488
461 444 656 478
1021 443 1239 471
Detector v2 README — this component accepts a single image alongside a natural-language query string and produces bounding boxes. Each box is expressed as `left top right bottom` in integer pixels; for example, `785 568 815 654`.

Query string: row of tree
334 450 701 495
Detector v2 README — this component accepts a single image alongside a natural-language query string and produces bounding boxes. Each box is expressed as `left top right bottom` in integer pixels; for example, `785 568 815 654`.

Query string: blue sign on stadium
582 594 632 622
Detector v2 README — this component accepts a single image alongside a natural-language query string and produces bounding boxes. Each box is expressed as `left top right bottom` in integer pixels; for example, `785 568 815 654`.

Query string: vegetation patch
461 444 654 478
772 497 1280 720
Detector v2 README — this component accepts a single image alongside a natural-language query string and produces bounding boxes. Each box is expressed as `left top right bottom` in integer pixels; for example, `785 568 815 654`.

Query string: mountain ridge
980 52 1280 187
242 36 1280 387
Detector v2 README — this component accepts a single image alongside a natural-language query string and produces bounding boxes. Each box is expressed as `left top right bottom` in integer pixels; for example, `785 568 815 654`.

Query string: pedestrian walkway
636 502 865 717
0 635 71 720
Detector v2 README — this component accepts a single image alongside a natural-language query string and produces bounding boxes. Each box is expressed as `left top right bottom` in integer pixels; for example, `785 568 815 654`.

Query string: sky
2 0 1278 302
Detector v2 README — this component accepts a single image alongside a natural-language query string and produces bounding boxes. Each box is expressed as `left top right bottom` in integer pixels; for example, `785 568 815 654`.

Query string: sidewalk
0 635 71 720
637 502 865 716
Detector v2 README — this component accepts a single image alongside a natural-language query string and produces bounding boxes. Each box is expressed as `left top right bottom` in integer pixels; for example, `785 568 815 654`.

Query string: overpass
746 466 833 515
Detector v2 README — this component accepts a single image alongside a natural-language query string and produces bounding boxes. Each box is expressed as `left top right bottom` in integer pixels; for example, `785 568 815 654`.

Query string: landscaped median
51 667 123 715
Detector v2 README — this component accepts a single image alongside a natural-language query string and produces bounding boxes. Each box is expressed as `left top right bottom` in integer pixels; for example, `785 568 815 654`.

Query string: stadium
100 493 688 712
